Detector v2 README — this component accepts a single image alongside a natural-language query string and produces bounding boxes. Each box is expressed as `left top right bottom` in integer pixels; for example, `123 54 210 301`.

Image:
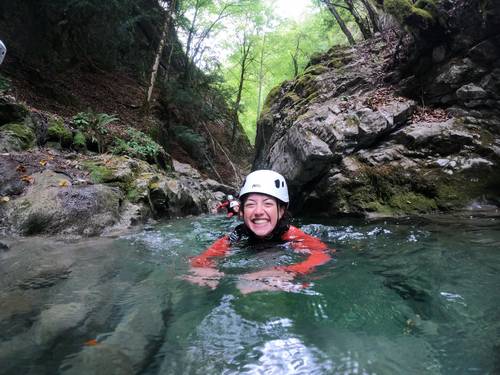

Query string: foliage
0 123 35 149
73 130 87 150
47 119 73 147
221 8 353 142
111 127 163 163
72 111 118 153
171 125 208 161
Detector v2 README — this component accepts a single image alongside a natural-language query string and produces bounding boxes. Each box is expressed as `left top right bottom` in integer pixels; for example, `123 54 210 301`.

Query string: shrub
72 111 118 153
111 127 163 163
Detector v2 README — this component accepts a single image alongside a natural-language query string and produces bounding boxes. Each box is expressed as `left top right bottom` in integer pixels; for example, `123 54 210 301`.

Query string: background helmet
0 40 6 65
229 200 240 208
239 170 289 203
227 194 234 201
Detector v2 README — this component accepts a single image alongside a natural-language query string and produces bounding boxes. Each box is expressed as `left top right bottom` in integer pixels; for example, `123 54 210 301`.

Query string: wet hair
232 193 291 242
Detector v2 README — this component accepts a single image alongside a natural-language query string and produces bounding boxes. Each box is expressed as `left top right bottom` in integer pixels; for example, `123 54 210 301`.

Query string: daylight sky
272 0 314 21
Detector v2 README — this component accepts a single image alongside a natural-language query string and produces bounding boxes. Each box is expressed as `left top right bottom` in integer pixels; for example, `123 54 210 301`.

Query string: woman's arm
279 226 332 275
189 236 231 268
184 236 231 289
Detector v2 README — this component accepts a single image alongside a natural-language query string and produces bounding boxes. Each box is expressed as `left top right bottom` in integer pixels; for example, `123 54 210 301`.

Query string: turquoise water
0 213 499 374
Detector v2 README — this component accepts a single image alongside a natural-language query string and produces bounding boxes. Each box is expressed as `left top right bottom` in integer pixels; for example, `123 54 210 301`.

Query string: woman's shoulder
281 225 306 239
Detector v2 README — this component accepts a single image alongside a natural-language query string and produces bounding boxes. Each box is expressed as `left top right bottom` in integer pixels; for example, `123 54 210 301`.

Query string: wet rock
0 95 28 125
18 268 71 289
0 156 25 196
456 84 488 101
4 170 123 236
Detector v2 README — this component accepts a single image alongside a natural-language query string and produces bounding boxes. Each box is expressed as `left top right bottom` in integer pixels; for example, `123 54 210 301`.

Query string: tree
145 0 178 110
319 0 356 45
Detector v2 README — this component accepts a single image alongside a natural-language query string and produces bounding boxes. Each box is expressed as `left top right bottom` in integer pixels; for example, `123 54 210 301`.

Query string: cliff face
254 2 500 217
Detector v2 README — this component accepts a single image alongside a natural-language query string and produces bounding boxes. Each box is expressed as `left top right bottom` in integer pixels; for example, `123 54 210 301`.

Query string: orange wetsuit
190 225 332 275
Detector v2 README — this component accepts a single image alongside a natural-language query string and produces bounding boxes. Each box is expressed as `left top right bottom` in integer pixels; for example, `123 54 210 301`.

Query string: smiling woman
183 169 333 294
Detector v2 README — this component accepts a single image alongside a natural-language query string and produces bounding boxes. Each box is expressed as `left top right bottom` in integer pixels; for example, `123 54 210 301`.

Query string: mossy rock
385 0 435 30
384 0 415 23
81 161 116 184
293 74 316 97
0 122 35 151
47 119 73 147
389 192 438 213
260 85 281 119
0 98 29 125
303 64 328 76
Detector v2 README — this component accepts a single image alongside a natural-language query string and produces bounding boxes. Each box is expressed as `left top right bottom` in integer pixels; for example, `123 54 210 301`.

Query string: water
1 213 499 374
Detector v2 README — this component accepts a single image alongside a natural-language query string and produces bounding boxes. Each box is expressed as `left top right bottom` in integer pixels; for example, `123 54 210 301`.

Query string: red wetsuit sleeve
189 236 231 268
279 226 332 275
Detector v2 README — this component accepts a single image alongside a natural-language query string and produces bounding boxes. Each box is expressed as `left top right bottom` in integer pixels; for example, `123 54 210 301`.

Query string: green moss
73 130 87 150
389 192 437 212
1 123 35 149
260 85 281 118
415 0 438 17
126 188 140 203
282 92 301 106
384 0 414 23
48 119 73 146
303 65 328 76
82 161 115 184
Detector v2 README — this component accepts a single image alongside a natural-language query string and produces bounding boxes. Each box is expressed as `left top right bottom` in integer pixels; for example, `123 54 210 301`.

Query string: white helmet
227 194 234 201
0 40 6 65
229 200 240 208
239 170 289 203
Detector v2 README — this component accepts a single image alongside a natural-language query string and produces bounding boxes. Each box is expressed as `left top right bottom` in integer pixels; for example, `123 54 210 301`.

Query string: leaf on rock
16 165 27 173
20 175 34 184
58 179 71 187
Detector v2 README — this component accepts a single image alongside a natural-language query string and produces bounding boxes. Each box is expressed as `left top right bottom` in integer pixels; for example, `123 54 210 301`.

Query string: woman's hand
236 268 301 294
182 267 224 289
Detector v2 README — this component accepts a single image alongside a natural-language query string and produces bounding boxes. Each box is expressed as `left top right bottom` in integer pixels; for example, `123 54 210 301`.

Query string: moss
384 0 414 23
292 73 317 98
389 192 437 212
282 92 301 106
327 57 347 69
385 0 435 30
260 85 281 119
48 119 73 147
414 0 438 17
1 123 35 149
303 65 328 76
73 130 87 150
126 188 141 203
82 161 115 184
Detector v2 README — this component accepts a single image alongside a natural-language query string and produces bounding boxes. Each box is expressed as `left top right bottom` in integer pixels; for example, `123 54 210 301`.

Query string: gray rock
456 84 488 101
5 170 123 236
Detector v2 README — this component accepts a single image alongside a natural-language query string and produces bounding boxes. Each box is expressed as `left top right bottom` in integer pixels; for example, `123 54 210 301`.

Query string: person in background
0 40 6 65
215 194 240 218
185 170 332 294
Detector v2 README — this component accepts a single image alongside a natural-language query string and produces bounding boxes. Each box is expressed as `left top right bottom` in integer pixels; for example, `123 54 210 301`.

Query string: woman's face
242 193 284 238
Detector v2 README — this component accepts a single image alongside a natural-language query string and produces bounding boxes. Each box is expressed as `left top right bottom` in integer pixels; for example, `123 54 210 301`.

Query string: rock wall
254 4 500 217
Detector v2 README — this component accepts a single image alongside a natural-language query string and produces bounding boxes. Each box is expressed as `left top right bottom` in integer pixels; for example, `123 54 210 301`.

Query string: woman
185 170 332 293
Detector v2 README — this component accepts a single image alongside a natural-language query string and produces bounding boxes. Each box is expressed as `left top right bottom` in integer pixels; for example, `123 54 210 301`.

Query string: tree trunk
232 34 253 143
343 0 372 39
145 0 176 109
359 0 381 33
256 34 266 120
322 0 356 45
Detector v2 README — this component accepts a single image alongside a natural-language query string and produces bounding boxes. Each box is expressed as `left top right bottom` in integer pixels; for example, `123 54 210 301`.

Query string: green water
0 213 499 374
